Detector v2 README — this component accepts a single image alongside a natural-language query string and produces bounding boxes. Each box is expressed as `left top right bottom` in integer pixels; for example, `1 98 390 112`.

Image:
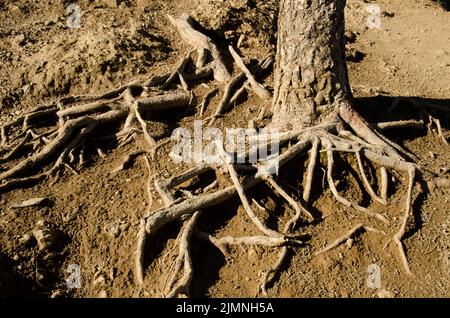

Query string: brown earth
0 0 449 298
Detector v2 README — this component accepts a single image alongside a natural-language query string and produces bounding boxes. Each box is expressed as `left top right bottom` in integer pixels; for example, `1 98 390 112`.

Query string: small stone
63 206 80 222
119 222 129 232
93 275 106 286
22 84 30 95
13 254 19 261
98 290 108 298
104 222 121 238
15 34 26 45
346 238 354 249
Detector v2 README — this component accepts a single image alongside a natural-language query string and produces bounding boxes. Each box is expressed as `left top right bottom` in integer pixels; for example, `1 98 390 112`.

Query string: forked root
165 211 201 298
393 167 416 276
324 143 389 224
167 14 231 82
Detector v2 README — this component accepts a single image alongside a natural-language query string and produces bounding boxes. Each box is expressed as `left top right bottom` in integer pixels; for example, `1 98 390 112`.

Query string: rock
14 34 26 46
98 290 108 298
104 220 128 238
119 222 129 232
62 206 80 222
13 255 19 261
104 222 121 238
10 197 52 209
346 238 354 249
22 84 30 95
93 275 106 286
32 226 59 251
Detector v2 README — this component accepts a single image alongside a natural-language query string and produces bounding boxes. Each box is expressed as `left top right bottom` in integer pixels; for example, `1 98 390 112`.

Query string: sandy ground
0 0 449 298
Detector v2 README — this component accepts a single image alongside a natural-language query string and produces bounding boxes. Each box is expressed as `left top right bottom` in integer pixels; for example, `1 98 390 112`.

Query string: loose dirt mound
193 0 278 49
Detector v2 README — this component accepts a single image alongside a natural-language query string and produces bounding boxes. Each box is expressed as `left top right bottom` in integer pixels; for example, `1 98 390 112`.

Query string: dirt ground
0 0 449 298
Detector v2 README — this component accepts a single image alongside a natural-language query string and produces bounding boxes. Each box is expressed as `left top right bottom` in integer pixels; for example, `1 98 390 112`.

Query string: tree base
1 14 449 298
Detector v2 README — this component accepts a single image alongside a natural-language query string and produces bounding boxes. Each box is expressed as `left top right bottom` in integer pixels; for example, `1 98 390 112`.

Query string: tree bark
272 0 351 130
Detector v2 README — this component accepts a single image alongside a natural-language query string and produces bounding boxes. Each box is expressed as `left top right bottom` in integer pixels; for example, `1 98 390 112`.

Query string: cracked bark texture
272 0 351 130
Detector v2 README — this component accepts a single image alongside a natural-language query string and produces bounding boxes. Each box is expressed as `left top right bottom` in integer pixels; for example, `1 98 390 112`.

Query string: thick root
167 14 231 82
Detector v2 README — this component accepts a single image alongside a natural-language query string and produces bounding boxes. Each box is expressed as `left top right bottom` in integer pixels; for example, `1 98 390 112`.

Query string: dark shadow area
354 95 449 237
190 199 240 297
142 221 182 276
0 253 46 298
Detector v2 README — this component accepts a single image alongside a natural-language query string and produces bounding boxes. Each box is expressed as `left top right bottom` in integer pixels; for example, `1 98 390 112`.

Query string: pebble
104 222 120 238
98 290 108 298
93 275 106 286
15 34 26 45
346 238 354 249
63 206 80 222
13 254 19 261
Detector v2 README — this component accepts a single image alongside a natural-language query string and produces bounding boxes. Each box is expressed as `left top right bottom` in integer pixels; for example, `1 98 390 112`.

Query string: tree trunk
272 0 351 130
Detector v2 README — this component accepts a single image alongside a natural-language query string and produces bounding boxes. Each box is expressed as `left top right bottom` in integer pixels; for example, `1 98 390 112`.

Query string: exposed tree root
167 14 231 82
228 46 272 100
1 11 448 299
199 88 219 116
315 223 385 256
